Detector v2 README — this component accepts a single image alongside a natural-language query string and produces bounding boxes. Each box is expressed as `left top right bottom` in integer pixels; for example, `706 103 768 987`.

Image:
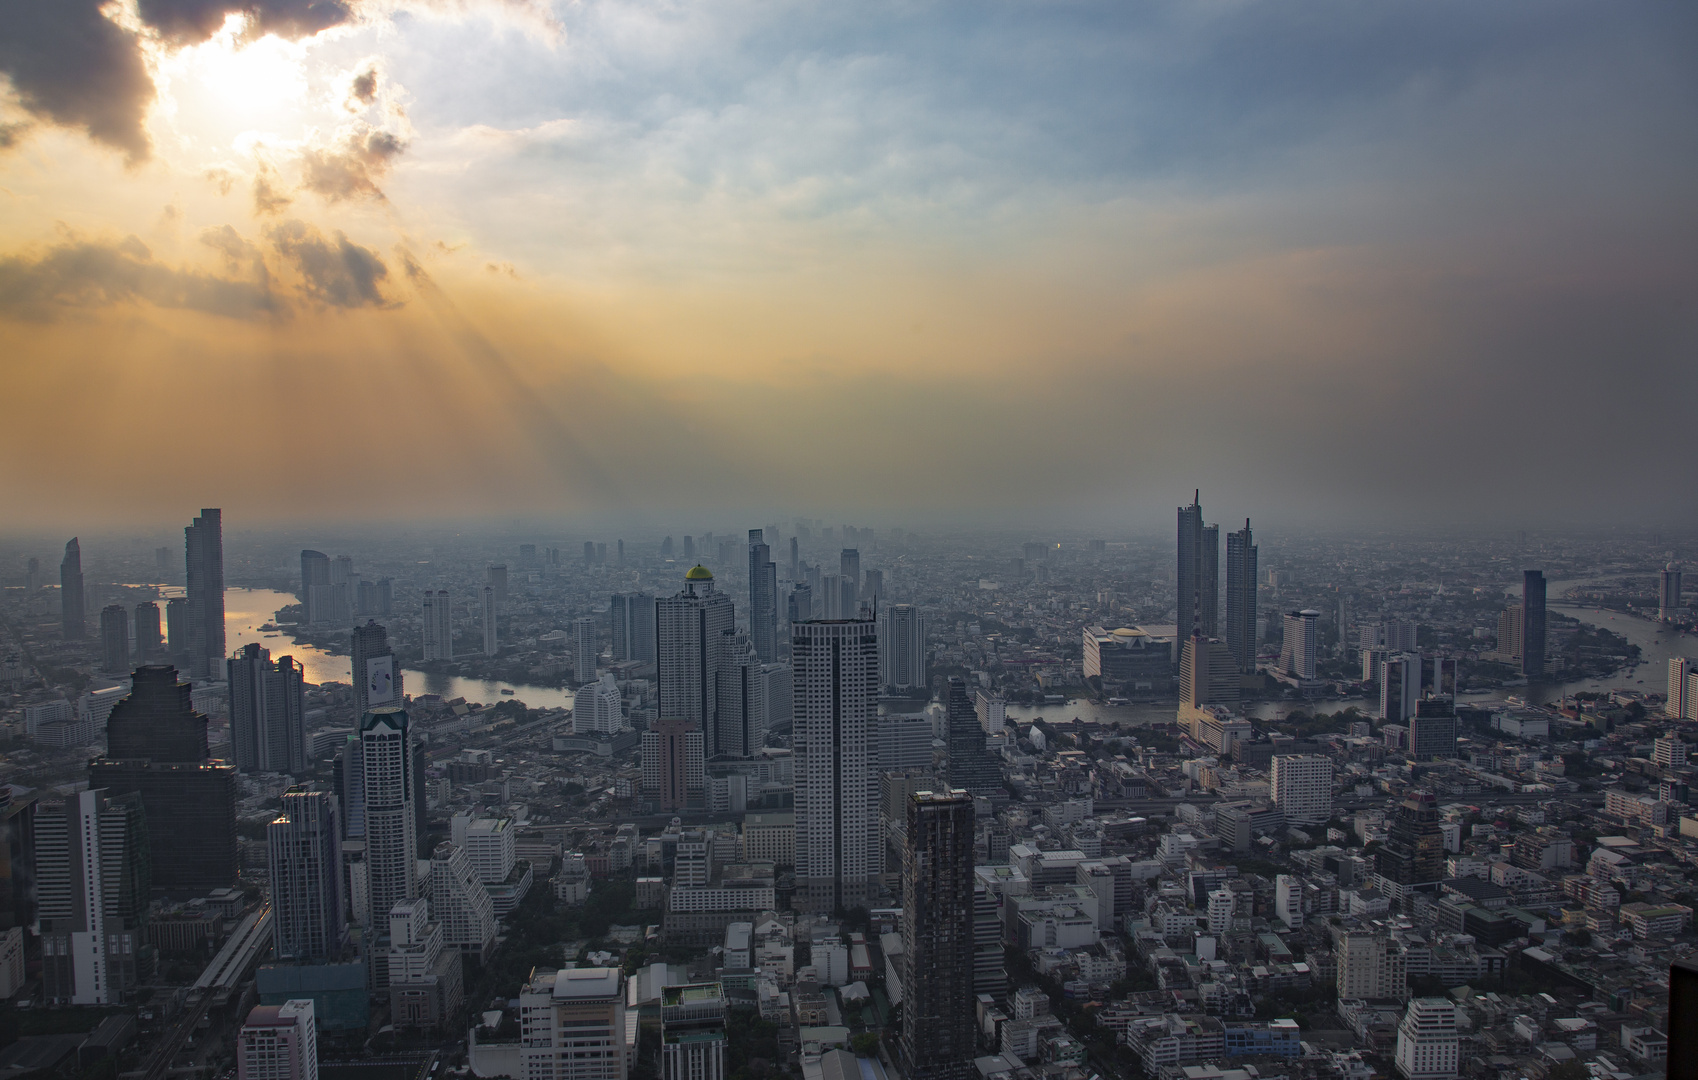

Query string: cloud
268 219 395 307
300 124 408 201
347 63 380 108
136 0 353 45
0 234 279 320
253 166 296 215
0 0 156 162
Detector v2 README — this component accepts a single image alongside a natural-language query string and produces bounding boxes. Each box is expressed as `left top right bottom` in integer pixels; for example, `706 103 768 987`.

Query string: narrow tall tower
900 789 977 1080
1177 491 1219 642
656 567 735 749
60 538 85 640
359 706 417 933
184 509 225 678
748 530 778 663
228 644 306 775
268 786 346 961
1521 570 1546 679
1224 520 1257 673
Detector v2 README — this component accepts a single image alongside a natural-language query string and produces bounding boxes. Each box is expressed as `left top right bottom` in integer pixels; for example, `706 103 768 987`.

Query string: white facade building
360 707 417 934
454 815 517 886
574 674 624 734
421 591 453 661
1394 998 1459 1080
1280 609 1320 680
1271 755 1333 825
519 967 628 1080
792 617 880 914
237 999 318 1080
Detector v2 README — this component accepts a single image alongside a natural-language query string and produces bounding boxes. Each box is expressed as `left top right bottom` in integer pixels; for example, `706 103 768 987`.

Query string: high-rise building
1379 654 1420 723
880 604 927 694
237 999 318 1080
714 643 766 759
1408 697 1457 761
1179 635 1239 717
656 568 735 737
36 789 150 1003
1394 998 1459 1080
840 549 860 599
351 621 401 716
100 604 129 672
610 593 657 663
749 530 778 664
641 716 703 811
1177 491 1219 640
60 538 85 640
134 601 162 664
1521 570 1546 678
574 615 598 683
184 509 225 678
26 556 39 593
1375 790 1443 901
789 537 799 580
792 616 880 914
660 984 726 1080
519 968 627 1080
269 787 345 961
788 584 812 625
165 596 188 662
89 665 237 896
573 674 623 735
480 587 498 657
1667 658 1694 719
1224 520 1257 673
900 790 977 1080
486 563 508 613
1280 609 1319 681
300 550 330 625
1361 619 1419 652
0 790 38 938
360 707 417 934
229 644 307 775
973 882 1005 1000
1337 930 1406 1001
1270 755 1332 825
1660 563 1683 622
421 591 453 661
427 841 496 961
1496 606 1522 664
944 677 1001 798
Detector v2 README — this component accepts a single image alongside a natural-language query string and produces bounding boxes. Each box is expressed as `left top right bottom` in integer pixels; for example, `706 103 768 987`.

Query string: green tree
850 1033 880 1056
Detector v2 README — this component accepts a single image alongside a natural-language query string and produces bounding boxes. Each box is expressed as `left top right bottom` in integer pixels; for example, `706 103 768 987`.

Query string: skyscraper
1660 563 1683 622
1177 492 1219 640
1521 569 1546 678
134 601 162 664
792 616 880 914
237 1000 318 1080
610 593 657 663
26 556 39 593
1668 658 1696 721
165 596 187 663
229 644 307 775
944 677 1001 798
360 706 417 933
573 674 623 735
89 665 237 896
714 643 765 759
641 716 703 811
1407 697 1458 761
1375 790 1444 903
184 508 225 678
1271 755 1332 825
1224 520 1257 673
573 615 598 683
840 549 861 600
880 604 927 694
1394 998 1459 1080
1179 635 1239 717
656 567 735 740
1280 609 1319 681
748 530 778 663
1379 653 1419 723
269 787 345 961
351 620 401 716
35 789 150 1004
100 604 129 672
788 584 812 626
421 591 453 661
60 538 85 640
486 564 508 619
481 586 499 656
300 551 331 625
900 790 976 1080
789 536 799 580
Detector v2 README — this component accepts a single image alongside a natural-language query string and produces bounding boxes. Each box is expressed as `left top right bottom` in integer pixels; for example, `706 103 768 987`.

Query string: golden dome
684 565 714 581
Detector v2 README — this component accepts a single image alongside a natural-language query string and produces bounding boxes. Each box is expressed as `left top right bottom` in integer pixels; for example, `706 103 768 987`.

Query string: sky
2 0 1696 533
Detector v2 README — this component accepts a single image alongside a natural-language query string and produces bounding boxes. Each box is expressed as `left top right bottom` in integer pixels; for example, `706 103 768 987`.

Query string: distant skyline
3 2 1696 527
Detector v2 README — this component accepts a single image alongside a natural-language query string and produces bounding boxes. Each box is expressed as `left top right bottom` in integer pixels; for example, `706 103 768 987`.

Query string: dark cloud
0 0 156 161
269 220 395 308
300 125 408 201
0 234 279 319
348 65 379 108
253 167 296 216
135 0 352 45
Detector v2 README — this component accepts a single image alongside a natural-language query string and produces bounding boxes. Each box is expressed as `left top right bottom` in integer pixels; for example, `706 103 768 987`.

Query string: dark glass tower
268 786 346 961
134 601 162 664
901 789 977 1080
60 538 85 640
1375 790 1444 899
100 604 129 672
1224 519 1257 674
184 509 224 678
748 530 778 663
228 644 307 775
1521 570 1546 678
1177 492 1219 644
945 677 1002 799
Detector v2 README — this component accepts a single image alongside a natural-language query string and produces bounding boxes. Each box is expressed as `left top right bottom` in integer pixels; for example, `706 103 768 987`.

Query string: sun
153 13 314 152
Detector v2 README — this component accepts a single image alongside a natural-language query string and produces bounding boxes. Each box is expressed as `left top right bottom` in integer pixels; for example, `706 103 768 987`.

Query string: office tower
60 538 85 640
1176 491 1219 640
1431 656 1459 698
1495 606 1523 664
229 644 307 775
427 841 496 961
134 601 162 663
1337 929 1407 1000
0 790 37 941
973 882 1005 999
748 530 778 663
1665 659 1690 719
945 677 1001 798
1653 732 1687 769
387 896 462 1030
573 615 598 683
269 788 345 961
359 706 417 932
656 568 735 735
1224 520 1257 673
880 603 927 693
1379 654 1419 723
1394 998 1459 1080
164 596 187 661
819 573 843 619
840 549 860 599
487 564 508 615
900 789 977 1080
376 578 393 616
481 587 499 656
26 556 40 593
100 604 129 672
1408 698 1457 760
617 539 625 564
640 716 702 811
184 509 225 678
36 789 150 1004
682 535 694 560
351 620 401 716
584 541 595 565
792 616 880 914
713 642 765 759
1360 618 1419 652
788 584 812 625
1375 790 1443 900
237 999 318 1080
861 568 883 602
519 544 538 567
1270 755 1332 824
300 550 330 624
610 593 657 663
1179 635 1239 715
421 591 453 660
518 967 627 1080
89 665 237 895
660 984 726 1080
1279 609 1319 680
337 737 365 844
1521 570 1546 677
356 579 376 616
805 562 823 601
1661 563 1683 622
789 537 799 579
573 673 623 734
327 556 354 626
596 543 606 564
